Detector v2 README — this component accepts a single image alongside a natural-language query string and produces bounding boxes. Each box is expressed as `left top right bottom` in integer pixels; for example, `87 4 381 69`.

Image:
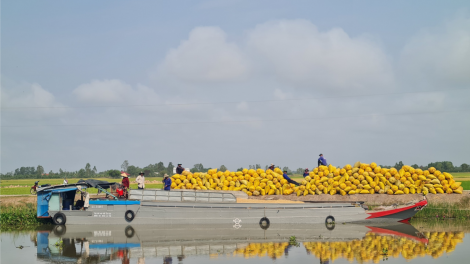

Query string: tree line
1 160 468 180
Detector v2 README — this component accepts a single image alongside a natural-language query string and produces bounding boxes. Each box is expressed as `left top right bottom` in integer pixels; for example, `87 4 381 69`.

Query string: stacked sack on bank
170 162 463 195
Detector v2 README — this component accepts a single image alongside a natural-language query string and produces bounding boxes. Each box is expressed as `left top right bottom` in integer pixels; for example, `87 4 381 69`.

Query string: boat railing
129 189 237 203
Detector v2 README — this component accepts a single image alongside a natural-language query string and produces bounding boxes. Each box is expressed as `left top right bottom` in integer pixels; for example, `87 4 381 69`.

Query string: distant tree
107 170 121 178
255 164 261 169
92 166 97 174
461 163 469 172
156 162 166 172
411 164 419 169
428 161 455 172
394 161 404 170
265 165 268 171
237 167 244 172
296 168 304 174
192 163 205 172
37 165 44 176
219 165 227 172
85 163 91 177
127 165 141 176
121 160 129 172
59 168 64 175
143 169 151 177
167 162 175 176
77 168 86 178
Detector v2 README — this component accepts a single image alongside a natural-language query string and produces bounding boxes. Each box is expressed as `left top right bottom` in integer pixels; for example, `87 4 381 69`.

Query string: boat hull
49 200 427 225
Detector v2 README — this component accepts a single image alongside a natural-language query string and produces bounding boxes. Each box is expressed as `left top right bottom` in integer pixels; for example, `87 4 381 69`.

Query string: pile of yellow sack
300 162 463 195
170 167 296 195
170 162 463 195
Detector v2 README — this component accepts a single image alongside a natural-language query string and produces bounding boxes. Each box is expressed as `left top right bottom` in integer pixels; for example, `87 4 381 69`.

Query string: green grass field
453 172 470 177
0 177 163 195
461 181 470 190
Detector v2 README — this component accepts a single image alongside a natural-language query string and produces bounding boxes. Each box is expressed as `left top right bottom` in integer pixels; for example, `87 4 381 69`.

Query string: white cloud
156 27 248 83
73 79 159 104
1 82 67 121
400 16 470 87
2 83 63 108
246 20 395 92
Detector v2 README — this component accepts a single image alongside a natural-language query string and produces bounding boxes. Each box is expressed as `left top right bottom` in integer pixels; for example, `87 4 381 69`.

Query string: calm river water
1 221 469 264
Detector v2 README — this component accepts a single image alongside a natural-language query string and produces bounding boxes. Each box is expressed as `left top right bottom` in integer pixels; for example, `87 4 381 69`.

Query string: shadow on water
2 221 470 264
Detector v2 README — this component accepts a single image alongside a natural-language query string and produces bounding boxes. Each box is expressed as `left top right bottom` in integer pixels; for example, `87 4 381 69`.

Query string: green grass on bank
0 203 50 230
413 197 470 220
461 181 470 190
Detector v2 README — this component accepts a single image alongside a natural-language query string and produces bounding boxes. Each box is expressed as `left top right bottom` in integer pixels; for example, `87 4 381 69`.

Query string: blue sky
1 1 470 173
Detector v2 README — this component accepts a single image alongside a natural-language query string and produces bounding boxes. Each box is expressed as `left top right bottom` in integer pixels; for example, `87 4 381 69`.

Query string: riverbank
0 203 50 231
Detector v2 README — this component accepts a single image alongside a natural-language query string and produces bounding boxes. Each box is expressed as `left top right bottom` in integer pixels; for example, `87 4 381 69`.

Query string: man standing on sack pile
176 163 185 174
136 172 145 190
318 154 328 167
268 163 275 171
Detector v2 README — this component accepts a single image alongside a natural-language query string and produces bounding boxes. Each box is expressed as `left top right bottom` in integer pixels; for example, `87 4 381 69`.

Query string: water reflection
304 230 465 263
25 223 468 263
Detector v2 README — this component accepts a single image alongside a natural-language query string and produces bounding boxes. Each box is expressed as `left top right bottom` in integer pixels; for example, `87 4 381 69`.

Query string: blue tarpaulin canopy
49 187 78 193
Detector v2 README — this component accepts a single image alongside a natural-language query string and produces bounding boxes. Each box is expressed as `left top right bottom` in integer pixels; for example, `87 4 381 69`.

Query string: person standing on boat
283 170 300 186
268 163 275 171
136 172 145 189
176 164 185 174
318 154 327 167
163 174 172 191
121 172 130 189
303 168 310 177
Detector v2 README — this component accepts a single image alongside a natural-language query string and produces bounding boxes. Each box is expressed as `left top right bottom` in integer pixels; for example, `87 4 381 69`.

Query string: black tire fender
125 210 135 222
125 226 135 238
53 212 67 225
259 217 270 230
325 215 335 230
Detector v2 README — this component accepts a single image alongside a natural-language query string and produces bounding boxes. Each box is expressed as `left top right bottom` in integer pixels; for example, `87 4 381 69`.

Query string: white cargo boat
36 180 427 226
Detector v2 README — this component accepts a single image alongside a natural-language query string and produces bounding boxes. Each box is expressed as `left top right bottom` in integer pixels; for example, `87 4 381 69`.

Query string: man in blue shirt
163 174 172 191
283 171 300 186
303 168 310 178
318 154 327 167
